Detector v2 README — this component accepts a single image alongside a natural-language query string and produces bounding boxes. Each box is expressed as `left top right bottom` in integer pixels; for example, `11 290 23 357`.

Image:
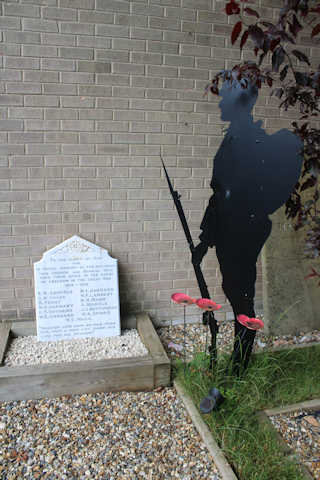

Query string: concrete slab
262 207 320 336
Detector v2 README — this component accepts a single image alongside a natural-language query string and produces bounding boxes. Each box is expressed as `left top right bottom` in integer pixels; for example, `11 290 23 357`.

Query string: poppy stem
183 305 186 372
204 323 208 357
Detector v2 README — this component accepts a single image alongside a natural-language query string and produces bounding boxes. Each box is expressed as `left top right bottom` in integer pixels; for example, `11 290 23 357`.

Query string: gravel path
269 409 320 479
0 388 221 480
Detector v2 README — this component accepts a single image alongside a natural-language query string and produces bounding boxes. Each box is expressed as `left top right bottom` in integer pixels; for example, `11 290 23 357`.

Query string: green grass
175 345 320 480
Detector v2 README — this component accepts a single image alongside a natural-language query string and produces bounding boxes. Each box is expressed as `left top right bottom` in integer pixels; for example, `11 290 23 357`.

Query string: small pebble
4 329 148 366
157 322 320 360
270 409 320 479
0 389 221 480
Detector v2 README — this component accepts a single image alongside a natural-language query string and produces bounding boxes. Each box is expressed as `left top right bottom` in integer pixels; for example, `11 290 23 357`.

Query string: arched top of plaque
37 235 116 264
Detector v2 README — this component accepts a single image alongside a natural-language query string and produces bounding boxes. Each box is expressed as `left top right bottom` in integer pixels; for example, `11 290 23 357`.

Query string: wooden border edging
0 313 171 402
264 398 320 416
174 379 238 480
257 399 320 480
0 323 11 365
265 341 320 353
137 312 171 388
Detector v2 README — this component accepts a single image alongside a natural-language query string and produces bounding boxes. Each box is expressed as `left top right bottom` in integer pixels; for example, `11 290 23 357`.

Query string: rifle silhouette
161 158 219 367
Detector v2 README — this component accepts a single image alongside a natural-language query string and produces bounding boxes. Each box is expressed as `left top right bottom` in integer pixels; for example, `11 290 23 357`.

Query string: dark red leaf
270 38 281 52
294 71 309 86
258 52 266 66
262 37 271 54
226 1 240 15
273 87 284 98
240 29 249 50
254 47 259 56
231 21 242 45
244 7 259 18
279 31 295 44
266 77 273 87
225 3 233 15
272 46 285 73
248 25 265 49
311 23 320 38
280 64 289 81
292 49 310 65
289 14 303 37
233 5 241 15
288 22 296 38
304 267 319 280
261 21 275 29
210 85 219 95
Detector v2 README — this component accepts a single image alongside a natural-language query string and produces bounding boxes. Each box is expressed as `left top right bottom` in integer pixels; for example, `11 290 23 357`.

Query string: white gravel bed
0 388 222 480
4 330 149 367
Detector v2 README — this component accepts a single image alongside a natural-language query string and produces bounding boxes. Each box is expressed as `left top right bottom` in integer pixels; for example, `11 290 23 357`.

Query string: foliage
175 345 320 479
207 0 320 271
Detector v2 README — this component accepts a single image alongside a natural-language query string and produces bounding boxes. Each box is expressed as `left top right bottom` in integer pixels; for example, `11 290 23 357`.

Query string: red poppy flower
196 298 222 311
171 293 196 305
237 314 264 330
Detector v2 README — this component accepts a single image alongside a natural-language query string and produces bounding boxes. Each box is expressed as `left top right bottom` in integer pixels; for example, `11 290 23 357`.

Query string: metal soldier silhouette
192 80 302 376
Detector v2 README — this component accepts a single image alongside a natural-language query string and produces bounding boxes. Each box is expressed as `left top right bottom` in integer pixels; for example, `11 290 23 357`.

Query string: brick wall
0 0 318 326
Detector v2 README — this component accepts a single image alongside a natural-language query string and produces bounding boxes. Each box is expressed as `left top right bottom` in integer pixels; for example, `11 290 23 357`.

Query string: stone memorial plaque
34 235 121 342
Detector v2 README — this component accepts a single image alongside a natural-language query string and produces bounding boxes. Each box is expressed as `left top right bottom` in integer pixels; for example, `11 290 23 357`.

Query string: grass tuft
175 345 320 480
